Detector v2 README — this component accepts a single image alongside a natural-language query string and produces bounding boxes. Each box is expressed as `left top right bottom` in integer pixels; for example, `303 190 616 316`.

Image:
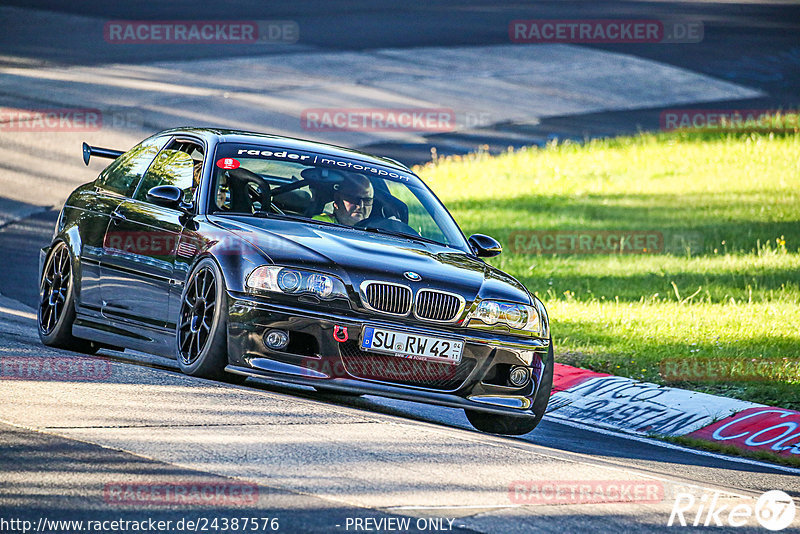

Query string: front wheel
177 258 232 380
465 341 554 436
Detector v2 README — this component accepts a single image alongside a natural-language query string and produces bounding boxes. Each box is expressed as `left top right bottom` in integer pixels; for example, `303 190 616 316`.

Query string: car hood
210 215 531 305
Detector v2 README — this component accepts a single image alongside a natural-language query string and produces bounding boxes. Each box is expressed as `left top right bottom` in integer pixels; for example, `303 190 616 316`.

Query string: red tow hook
333 325 348 343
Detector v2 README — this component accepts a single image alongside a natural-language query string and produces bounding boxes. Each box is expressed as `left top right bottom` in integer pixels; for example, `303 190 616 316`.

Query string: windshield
209 143 469 251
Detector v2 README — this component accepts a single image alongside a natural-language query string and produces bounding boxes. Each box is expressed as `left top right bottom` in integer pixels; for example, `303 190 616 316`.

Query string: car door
75 136 167 314
100 138 204 328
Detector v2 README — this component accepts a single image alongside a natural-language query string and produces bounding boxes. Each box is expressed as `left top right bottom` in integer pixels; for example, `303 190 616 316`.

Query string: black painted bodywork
41 128 552 419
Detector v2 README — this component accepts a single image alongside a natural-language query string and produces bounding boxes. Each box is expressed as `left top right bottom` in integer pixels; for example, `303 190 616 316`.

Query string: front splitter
225 364 537 418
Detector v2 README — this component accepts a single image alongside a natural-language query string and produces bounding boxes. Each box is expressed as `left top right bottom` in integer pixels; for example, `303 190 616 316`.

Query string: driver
314 173 373 226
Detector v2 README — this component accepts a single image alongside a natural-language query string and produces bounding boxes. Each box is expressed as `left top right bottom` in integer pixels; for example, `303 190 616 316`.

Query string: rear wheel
465 341 554 436
177 258 238 380
38 241 100 353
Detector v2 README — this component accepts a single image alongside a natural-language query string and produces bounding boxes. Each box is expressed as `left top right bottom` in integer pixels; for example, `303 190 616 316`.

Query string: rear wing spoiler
82 142 123 165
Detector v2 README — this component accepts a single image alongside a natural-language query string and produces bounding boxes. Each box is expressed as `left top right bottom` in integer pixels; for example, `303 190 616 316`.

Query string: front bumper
225 292 551 417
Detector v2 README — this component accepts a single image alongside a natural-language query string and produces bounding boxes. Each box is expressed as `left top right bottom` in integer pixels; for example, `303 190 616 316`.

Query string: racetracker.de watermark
103 231 272 257
660 109 800 132
1 356 111 381
509 480 664 505
301 355 460 382
104 481 259 506
661 358 800 383
508 230 703 255
104 20 299 44
301 108 457 132
509 19 703 43
0 516 280 533
0 107 143 132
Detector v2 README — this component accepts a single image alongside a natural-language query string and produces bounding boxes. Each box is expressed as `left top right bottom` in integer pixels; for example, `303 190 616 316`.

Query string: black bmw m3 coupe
38 128 553 435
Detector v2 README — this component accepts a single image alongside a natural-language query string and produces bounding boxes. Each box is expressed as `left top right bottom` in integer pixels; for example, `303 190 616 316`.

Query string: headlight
278 269 301 292
246 266 347 300
467 299 543 336
475 300 501 324
308 273 334 298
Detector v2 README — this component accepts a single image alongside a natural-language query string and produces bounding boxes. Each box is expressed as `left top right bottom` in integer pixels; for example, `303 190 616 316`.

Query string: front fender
174 218 272 295
40 209 84 300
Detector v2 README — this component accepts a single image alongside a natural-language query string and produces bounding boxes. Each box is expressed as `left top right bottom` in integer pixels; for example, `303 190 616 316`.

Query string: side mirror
468 234 502 258
146 185 193 214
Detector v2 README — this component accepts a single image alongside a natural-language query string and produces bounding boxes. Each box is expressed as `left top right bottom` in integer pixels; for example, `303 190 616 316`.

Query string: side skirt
73 313 175 358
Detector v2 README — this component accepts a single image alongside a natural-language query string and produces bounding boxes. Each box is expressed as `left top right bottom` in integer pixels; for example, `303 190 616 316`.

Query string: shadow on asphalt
0 423 476 534
0 208 58 308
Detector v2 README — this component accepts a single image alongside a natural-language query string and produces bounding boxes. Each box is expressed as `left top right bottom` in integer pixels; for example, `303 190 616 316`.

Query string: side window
134 140 204 204
95 137 167 196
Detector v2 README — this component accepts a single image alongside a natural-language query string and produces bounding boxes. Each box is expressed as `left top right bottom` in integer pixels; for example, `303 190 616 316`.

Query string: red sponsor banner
551 363 609 393
1 356 111 381
104 21 259 43
688 407 800 457
660 109 799 131
509 230 664 255
301 108 456 132
509 480 664 504
0 108 102 132
104 481 259 506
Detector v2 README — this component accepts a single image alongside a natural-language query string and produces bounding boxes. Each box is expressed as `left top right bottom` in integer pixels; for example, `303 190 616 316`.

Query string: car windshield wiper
359 226 447 248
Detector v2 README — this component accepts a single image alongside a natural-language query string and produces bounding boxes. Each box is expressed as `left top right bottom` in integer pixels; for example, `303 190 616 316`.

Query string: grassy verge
415 129 800 410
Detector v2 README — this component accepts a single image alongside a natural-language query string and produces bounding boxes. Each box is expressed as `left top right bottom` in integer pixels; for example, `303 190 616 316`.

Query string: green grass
415 130 800 410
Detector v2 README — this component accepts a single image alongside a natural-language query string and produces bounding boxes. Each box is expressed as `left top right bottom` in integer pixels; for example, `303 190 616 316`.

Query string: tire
465 341 554 436
176 257 235 380
38 241 100 354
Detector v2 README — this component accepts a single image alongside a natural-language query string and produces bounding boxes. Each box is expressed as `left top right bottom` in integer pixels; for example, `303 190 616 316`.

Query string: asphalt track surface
1 1 799 532
1 0 798 160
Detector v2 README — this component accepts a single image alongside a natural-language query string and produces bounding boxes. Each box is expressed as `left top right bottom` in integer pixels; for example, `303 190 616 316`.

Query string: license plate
361 326 463 364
